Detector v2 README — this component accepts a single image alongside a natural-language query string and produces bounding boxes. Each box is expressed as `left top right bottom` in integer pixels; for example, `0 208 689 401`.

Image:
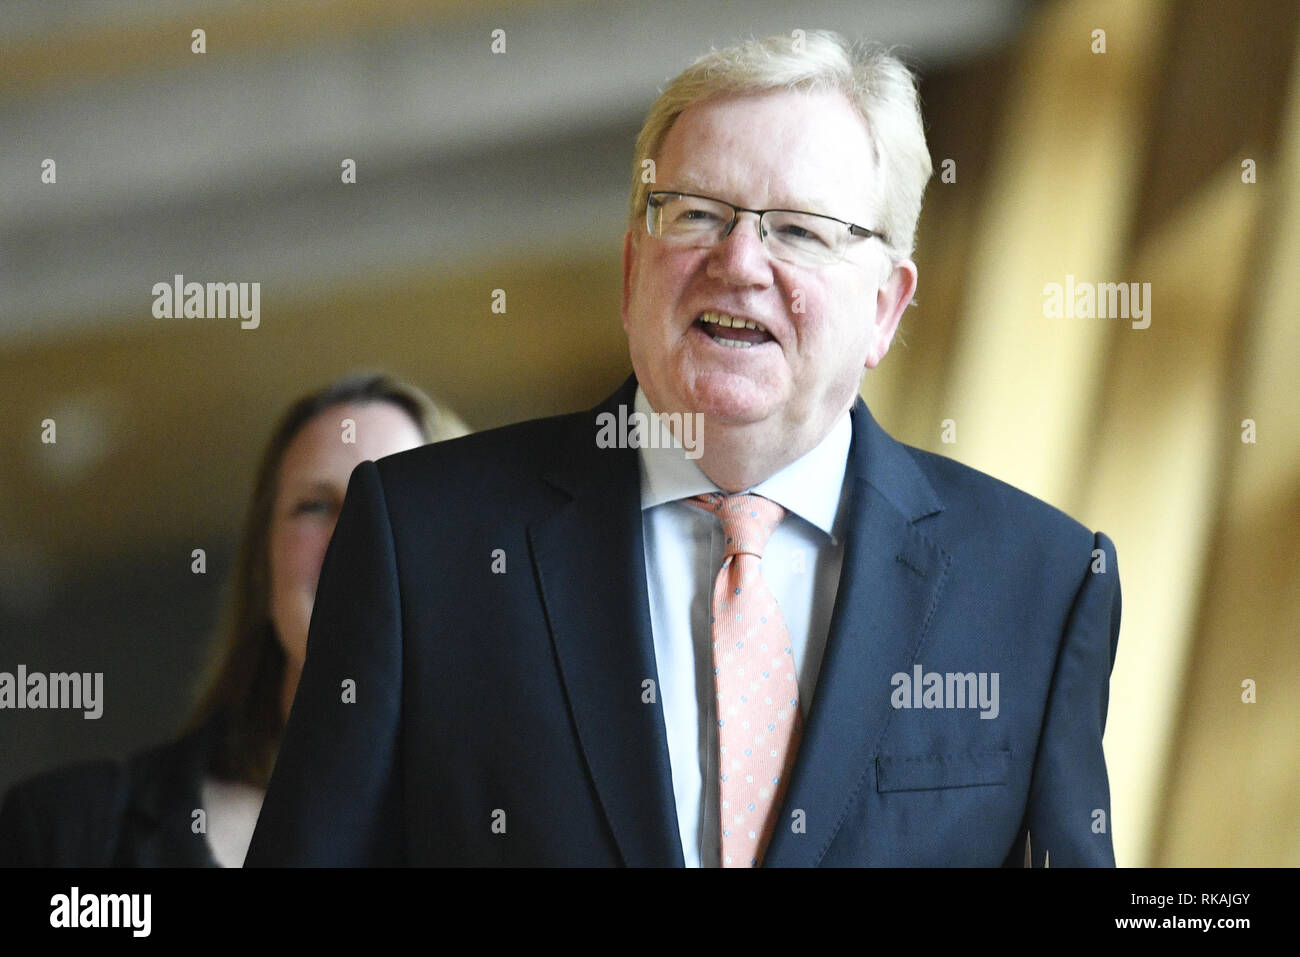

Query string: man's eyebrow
769 193 865 221
665 180 837 215
661 176 712 197
774 197 837 215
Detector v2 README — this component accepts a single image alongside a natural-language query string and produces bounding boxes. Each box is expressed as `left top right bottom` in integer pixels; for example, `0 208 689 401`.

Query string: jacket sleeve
245 459 405 866
1012 530 1122 867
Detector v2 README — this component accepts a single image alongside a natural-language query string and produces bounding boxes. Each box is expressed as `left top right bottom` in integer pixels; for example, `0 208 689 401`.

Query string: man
247 31 1121 867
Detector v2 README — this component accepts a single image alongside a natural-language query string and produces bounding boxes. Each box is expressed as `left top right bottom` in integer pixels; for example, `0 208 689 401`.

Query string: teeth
698 311 768 334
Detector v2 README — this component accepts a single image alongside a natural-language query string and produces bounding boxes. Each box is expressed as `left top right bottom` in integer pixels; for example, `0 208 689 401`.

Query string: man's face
622 88 916 452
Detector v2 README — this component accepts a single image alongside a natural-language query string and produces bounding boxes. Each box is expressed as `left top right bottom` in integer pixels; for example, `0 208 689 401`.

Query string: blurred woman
0 371 465 866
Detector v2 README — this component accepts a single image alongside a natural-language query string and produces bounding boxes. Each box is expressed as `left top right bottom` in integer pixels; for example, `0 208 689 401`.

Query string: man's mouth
693 310 776 349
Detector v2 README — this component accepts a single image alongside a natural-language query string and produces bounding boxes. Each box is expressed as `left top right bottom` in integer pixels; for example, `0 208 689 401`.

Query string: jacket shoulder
368 408 598 515
379 410 584 482
895 443 1111 579
0 726 216 867
0 758 128 866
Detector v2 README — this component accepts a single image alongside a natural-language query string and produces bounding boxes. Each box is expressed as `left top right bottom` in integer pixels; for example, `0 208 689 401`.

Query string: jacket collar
122 719 223 866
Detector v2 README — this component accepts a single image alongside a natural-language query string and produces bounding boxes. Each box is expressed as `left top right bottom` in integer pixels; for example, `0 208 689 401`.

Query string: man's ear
865 256 918 369
621 227 637 331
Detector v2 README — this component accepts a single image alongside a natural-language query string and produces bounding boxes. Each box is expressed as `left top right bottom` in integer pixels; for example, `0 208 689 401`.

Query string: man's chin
683 376 779 425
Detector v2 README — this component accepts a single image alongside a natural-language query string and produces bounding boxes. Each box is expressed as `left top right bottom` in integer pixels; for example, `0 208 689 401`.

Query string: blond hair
629 31 932 260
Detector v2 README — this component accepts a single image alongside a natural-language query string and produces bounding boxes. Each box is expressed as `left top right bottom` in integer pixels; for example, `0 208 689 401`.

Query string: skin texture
267 401 425 720
621 88 918 492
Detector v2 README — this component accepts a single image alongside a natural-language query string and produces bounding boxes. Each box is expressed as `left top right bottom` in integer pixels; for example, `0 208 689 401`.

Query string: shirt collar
635 385 852 540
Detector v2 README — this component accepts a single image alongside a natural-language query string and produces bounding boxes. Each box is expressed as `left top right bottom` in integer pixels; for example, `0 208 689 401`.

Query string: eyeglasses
645 191 887 267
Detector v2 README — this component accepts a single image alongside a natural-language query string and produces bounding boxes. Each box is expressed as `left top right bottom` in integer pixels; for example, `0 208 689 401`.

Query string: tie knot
687 492 786 558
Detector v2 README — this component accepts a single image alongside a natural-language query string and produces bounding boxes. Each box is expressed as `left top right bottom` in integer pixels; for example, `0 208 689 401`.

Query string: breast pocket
875 748 1012 792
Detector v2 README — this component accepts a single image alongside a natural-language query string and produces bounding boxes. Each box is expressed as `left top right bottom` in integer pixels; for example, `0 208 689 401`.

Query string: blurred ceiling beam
0 0 1029 346
0 0 544 101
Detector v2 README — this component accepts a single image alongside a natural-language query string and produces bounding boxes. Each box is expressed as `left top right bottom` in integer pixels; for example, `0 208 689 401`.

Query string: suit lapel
764 398 950 866
528 377 685 867
121 725 219 867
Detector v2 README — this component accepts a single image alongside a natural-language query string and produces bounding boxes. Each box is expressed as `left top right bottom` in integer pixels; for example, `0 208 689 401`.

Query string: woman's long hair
183 371 452 786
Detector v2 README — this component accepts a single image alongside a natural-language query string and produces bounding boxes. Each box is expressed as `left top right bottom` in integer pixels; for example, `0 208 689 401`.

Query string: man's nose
706 212 775 286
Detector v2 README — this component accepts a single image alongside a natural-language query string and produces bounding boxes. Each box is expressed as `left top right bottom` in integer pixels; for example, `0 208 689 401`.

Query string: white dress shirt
635 386 852 867
199 777 265 868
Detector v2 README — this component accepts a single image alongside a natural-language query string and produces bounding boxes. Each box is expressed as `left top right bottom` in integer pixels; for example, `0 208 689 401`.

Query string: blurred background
1 0 1296 866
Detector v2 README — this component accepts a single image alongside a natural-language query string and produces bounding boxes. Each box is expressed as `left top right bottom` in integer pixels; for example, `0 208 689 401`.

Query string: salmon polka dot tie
687 492 802 868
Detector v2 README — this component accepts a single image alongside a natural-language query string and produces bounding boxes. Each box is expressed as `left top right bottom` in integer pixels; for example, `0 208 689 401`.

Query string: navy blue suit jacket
247 377 1121 866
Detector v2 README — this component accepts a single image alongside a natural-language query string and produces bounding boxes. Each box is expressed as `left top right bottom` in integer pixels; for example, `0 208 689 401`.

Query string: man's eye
679 208 721 224
293 500 331 516
777 223 832 247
